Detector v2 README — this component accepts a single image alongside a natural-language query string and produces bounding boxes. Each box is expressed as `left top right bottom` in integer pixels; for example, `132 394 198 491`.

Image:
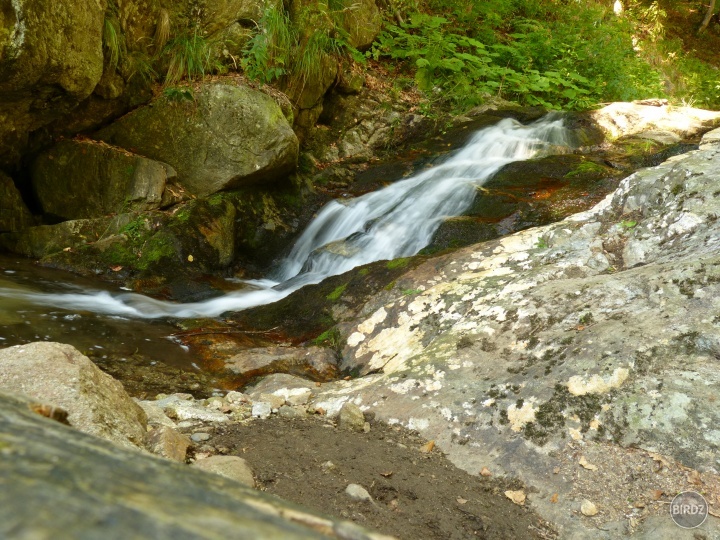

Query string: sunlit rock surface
311 126 720 537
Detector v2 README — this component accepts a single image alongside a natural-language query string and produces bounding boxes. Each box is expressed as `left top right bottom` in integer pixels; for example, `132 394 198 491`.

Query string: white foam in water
1 116 569 319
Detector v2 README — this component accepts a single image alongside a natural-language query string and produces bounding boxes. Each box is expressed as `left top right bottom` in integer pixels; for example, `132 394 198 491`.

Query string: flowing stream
0 116 569 320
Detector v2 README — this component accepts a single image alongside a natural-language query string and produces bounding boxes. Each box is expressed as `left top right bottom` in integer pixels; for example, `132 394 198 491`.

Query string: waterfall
0 115 569 319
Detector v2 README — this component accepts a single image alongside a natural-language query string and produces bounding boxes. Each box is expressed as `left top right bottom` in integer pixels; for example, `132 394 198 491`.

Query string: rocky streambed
3 105 720 538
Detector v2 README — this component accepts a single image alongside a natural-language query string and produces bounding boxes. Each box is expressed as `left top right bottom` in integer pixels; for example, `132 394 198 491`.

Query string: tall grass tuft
161 29 223 85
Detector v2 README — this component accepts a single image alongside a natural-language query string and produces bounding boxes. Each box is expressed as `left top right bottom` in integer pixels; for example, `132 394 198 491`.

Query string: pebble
338 402 366 432
278 405 300 418
192 456 255 488
225 391 249 404
252 401 272 419
259 393 286 410
345 483 372 502
581 499 598 516
190 432 211 443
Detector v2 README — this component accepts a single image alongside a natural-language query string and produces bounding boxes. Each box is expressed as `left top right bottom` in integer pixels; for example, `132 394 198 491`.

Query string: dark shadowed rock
0 172 33 232
31 140 178 220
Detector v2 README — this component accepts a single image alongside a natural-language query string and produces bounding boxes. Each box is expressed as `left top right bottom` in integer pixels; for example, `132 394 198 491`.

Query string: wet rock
0 391 378 538
0 214 133 259
345 484 372 503
0 172 33 233
0 342 147 449
225 346 338 383
338 402 365 432
97 82 298 197
146 425 191 462
31 140 177 220
193 456 256 488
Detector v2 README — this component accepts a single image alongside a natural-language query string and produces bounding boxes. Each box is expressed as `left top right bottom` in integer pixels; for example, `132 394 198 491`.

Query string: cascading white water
0 115 569 319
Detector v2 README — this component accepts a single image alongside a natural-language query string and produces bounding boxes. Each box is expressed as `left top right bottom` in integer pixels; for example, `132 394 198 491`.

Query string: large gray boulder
31 140 178 220
0 342 147 450
311 127 720 538
0 0 105 165
97 83 299 197
0 391 389 540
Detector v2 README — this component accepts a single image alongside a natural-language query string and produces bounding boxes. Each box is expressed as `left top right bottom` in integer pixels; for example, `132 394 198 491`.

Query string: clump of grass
160 29 223 85
154 8 171 52
103 17 124 69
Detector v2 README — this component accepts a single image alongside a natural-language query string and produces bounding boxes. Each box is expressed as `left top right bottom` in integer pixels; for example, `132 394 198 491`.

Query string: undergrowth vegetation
100 0 719 112
241 3 364 97
371 0 719 110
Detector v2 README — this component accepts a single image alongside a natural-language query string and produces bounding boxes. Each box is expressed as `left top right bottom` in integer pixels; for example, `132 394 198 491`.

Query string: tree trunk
698 0 716 34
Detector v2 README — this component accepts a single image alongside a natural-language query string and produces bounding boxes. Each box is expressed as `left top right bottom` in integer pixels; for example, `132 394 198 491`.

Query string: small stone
321 460 337 472
252 401 272 419
505 490 526 505
191 432 211 443
338 403 365 432
345 483 372 502
579 456 598 471
192 456 255 488
480 467 492 477
278 405 299 418
419 440 435 453
225 391 249 404
363 422 371 433
581 499 598 516
259 393 285 410
145 425 191 462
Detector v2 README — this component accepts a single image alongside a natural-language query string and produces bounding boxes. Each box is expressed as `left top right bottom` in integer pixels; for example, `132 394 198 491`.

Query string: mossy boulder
0 172 33 233
31 140 179 220
334 0 382 50
97 82 299 197
0 0 105 165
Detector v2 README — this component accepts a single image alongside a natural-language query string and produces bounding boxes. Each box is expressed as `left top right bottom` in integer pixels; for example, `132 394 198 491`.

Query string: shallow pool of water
0 255 193 369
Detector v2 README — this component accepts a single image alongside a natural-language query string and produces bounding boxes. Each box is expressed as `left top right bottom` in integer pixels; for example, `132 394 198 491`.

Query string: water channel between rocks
0 115 606 389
